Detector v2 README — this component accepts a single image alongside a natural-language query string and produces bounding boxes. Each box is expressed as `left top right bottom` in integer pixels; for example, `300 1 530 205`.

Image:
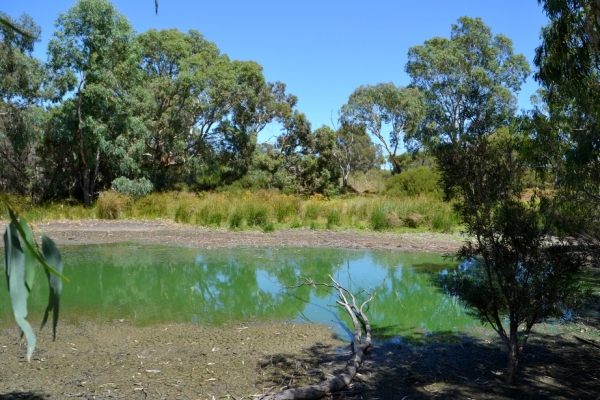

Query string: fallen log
574 335 600 350
259 275 373 400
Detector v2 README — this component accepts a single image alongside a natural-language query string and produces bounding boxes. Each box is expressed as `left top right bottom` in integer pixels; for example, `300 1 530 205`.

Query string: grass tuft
96 191 131 220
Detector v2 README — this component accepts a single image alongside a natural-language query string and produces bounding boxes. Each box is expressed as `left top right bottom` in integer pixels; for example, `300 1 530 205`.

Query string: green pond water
0 244 477 342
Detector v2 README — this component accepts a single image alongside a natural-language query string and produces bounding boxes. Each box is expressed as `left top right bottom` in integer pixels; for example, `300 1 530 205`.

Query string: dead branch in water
259 274 373 400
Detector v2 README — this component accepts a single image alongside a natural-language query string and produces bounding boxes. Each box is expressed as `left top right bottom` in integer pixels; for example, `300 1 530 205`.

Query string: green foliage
245 205 269 227
3 204 66 361
383 166 442 198
229 208 244 230
533 1 600 251
406 16 530 147
136 28 297 192
261 221 275 233
394 150 436 172
341 83 425 174
111 177 154 199
370 206 389 231
434 134 589 384
271 114 341 195
272 195 301 223
46 0 146 206
326 208 342 229
0 13 48 200
11 189 460 233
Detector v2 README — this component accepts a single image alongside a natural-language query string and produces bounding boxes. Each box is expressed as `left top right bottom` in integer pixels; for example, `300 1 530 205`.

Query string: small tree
435 134 589 385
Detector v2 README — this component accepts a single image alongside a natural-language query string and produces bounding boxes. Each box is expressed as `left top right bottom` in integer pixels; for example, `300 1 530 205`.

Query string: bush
229 209 244 229
246 205 269 227
111 177 154 199
370 206 389 231
96 191 130 219
273 195 300 222
262 221 275 233
383 167 443 198
326 209 342 228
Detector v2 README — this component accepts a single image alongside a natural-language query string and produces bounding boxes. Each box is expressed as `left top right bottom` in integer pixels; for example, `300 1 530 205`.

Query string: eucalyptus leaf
18 218 36 296
7 207 69 283
4 224 36 361
41 234 63 340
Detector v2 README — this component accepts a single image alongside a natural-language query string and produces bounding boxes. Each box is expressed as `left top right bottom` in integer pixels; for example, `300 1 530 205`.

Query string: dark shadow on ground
0 394 49 399
256 328 600 400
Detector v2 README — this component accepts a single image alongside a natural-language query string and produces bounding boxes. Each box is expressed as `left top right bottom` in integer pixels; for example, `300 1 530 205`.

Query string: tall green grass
13 190 460 233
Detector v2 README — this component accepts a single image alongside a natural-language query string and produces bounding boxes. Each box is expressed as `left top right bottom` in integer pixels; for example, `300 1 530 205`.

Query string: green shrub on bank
111 177 154 199
383 167 443 198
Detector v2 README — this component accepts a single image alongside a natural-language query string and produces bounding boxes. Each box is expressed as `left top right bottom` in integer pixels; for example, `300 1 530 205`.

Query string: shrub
383 167 443 198
326 209 342 228
431 210 459 232
246 205 269 227
174 204 196 224
132 193 169 218
96 191 130 219
111 177 154 199
273 195 300 222
229 209 244 229
303 203 321 220
370 206 389 231
262 221 276 233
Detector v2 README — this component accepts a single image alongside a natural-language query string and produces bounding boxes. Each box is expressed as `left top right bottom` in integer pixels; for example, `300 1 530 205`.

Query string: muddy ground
1 220 600 399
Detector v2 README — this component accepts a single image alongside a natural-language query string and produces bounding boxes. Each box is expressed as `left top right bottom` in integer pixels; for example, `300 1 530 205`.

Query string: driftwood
259 275 373 400
574 335 600 349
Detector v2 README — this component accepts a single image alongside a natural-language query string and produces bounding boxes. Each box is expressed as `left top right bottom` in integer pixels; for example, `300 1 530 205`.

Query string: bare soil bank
14 220 465 253
1 220 599 399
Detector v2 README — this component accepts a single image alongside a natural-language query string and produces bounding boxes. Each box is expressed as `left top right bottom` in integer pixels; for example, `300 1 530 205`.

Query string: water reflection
0 244 476 341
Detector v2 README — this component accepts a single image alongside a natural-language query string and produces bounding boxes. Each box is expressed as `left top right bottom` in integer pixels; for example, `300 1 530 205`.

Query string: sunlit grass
9 190 460 233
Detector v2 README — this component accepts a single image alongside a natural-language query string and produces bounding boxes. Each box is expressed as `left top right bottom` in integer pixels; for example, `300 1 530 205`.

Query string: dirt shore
19 219 465 253
1 221 599 399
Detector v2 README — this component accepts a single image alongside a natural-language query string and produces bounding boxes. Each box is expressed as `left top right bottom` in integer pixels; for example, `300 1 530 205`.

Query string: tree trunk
391 157 403 175
506 333 520 385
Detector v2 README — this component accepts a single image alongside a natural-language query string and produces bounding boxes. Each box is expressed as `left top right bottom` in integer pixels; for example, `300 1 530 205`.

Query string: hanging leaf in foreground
3 204 68 361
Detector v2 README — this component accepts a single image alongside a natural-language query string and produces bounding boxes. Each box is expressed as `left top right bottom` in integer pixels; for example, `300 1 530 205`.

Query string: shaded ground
1 220 600 399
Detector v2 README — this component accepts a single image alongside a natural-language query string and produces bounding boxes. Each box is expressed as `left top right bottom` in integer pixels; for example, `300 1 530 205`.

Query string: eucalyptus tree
406 16 530 146
332 122 381 188
136 28 296 190
46 0 147 206
533 0 600 254
341 83 424 174
0 12 48 199
274 112 340 194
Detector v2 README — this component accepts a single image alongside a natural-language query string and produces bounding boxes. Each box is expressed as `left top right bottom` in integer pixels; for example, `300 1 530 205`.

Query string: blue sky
3 1 549 144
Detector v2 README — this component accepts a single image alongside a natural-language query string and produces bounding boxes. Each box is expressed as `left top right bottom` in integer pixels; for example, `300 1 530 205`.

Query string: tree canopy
406 17 530 147
341 83 424 174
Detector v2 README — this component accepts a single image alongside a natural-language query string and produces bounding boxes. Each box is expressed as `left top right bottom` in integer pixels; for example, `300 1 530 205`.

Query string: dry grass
11 190 460 233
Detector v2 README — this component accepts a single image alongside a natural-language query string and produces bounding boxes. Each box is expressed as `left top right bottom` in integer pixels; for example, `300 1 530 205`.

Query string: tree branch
259 275 373 400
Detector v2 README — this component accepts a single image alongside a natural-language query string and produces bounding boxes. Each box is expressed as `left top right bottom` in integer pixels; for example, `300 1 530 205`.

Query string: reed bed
14 190 459 233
